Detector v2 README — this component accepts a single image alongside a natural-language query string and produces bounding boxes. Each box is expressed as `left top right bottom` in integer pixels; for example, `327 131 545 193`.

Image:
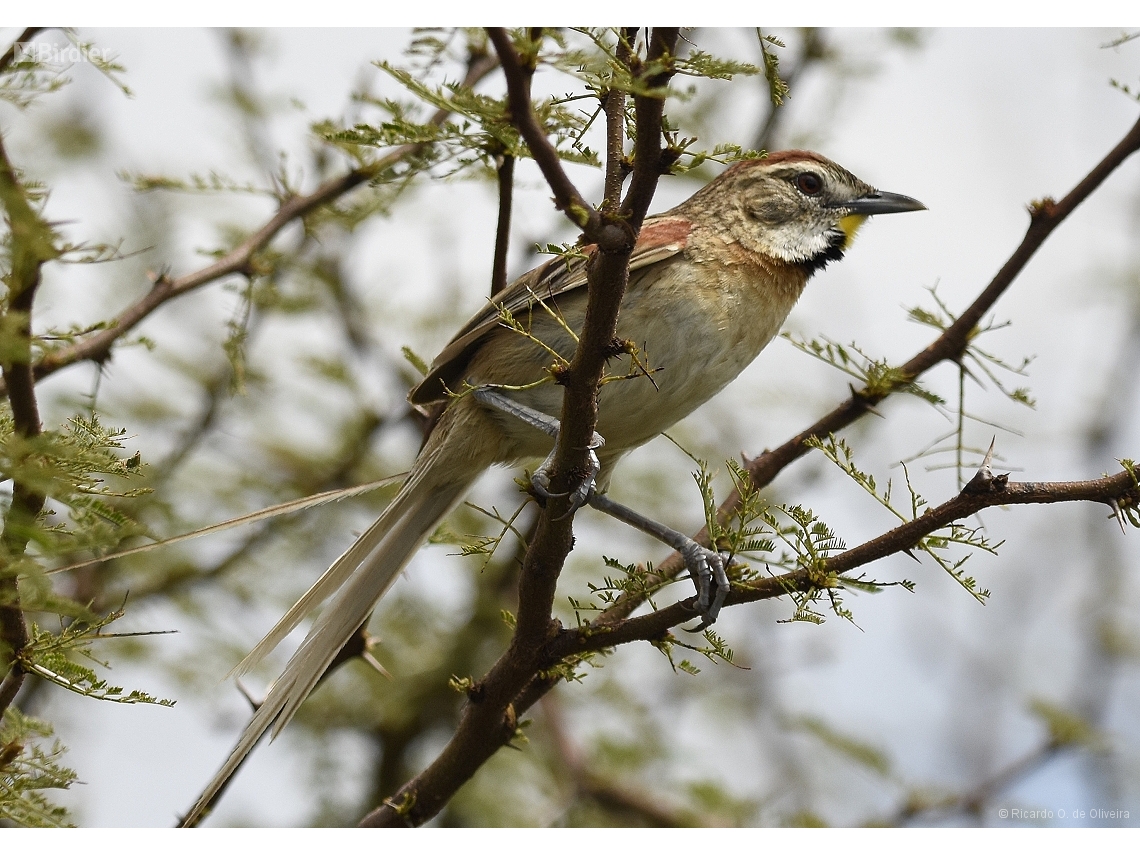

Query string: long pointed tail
230 474 429 680
180 458 478 827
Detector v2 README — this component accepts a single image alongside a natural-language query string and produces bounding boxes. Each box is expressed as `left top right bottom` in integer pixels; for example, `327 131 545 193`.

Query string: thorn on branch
850 384 886 417
605 337 634 359
980 436 996 472
1110 500 1128 535
962 437 1009 495
360 647 392 681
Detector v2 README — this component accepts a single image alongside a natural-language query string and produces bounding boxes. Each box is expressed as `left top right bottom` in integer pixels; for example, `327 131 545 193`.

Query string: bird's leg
471 387 728 624
471 387 603 512
587 492 730 626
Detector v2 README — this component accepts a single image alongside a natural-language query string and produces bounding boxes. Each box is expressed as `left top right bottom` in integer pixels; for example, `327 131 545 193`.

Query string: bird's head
680 151 926 274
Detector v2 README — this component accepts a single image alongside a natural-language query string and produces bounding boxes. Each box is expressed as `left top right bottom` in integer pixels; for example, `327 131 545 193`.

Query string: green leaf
0 708 76 827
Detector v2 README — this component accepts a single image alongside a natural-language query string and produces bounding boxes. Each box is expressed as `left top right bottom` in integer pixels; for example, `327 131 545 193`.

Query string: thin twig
0 27 43 74
488 33 532 298
752 28 828 152
491 153 515 296
601 30 635 206
620 28 680 228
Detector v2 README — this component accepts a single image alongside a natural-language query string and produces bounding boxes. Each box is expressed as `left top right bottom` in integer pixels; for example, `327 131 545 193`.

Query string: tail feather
180 471 474 827
231 477 424 679
271 482 465 736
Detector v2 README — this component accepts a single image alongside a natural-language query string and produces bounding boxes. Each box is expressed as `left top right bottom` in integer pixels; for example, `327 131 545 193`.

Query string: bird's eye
795 172 823 195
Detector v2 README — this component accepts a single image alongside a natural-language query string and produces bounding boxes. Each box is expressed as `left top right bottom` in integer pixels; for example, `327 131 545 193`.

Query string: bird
181 150 924 825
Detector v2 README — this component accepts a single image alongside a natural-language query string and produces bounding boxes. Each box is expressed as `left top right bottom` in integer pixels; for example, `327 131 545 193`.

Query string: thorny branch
357 460 1138 826
560 468 1140 652
466 464 1139 804
600 111 1140 622
358 27 679 828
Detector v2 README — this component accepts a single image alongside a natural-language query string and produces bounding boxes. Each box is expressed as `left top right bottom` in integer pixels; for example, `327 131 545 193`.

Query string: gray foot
472 386 603 514
587 493 731 625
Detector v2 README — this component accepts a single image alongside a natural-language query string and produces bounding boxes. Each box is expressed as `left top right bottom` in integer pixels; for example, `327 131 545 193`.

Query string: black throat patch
797 229 847 277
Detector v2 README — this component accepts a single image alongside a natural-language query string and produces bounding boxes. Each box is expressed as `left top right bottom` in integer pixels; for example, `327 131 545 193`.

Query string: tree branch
0 51 499 396
0 128 55 716
601 30 634 207
599 110 1140 622
358 28 679 827
541 694 688 826
619 28 679 229
490 152 514 296
549 466 1140 657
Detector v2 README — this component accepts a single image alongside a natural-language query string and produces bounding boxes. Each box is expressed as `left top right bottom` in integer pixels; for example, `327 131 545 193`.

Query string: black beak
830 190 926 216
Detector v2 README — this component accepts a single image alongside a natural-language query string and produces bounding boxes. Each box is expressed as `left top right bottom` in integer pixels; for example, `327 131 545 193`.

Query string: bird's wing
408 215 693 406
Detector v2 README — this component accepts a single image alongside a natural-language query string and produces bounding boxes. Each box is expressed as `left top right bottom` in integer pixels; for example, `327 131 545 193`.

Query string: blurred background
2 27 1140 827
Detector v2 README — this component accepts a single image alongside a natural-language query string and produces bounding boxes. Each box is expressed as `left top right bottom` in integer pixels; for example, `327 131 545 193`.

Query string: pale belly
466 257 805 464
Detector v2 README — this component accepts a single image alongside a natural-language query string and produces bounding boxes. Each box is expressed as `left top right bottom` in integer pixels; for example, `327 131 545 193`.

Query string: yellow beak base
838 214 868 248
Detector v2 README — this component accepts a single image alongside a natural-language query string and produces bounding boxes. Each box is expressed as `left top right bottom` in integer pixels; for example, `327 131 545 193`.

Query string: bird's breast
594 252 807 449
467 250 808 463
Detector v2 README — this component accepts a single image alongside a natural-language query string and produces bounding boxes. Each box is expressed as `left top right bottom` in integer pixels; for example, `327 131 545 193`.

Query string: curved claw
531 440 603 519
679 541 731 627
530 467 568 502
565 446 601 510
473 386 606 514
